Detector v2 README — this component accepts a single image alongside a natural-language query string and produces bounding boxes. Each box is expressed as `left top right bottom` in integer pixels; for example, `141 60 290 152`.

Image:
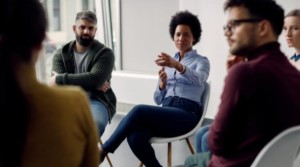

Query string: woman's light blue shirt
154 50 210 106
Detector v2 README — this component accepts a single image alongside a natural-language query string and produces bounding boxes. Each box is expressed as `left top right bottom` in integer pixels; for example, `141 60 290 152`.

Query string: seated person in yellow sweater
0 0 99 167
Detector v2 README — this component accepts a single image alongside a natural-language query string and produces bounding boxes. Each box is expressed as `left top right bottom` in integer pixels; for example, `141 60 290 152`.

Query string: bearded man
49 10 116 137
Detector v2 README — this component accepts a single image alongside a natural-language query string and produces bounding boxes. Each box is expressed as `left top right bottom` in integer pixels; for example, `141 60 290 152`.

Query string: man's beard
230 44 253 56
230 36 256 56
76 34 94 47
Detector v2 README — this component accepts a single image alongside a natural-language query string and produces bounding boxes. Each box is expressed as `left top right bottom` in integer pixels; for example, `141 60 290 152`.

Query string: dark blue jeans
102 96 201 167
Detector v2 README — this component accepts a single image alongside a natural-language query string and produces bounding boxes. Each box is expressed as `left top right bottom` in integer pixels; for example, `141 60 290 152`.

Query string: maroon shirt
208 42 300 167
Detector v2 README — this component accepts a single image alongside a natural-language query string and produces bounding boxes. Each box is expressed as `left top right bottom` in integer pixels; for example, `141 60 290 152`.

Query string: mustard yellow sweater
19 65 99 167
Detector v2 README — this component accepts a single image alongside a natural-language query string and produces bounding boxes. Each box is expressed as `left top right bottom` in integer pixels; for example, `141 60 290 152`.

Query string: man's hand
49 71 58 86
98 81 111 92
226 55 246 71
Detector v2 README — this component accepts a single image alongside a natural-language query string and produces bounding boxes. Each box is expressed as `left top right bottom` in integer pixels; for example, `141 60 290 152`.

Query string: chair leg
105 154 113 167
167 142 172 167
186 138 195 154
99 138 113 167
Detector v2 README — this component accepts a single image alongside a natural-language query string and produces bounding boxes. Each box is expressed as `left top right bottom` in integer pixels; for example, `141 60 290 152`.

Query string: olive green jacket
52 40 116 122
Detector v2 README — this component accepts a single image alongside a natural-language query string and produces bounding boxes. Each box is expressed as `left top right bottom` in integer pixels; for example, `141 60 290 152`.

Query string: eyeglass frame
223 18 263 32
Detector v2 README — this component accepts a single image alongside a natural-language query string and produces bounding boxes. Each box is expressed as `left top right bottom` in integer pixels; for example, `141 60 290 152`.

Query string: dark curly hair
224 0 284 36
169 10 202 45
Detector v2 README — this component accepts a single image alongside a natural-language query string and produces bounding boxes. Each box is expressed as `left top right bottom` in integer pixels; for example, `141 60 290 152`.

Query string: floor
99 113 211 167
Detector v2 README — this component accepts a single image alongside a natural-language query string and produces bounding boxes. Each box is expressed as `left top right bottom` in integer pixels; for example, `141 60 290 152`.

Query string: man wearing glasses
183 0 300 167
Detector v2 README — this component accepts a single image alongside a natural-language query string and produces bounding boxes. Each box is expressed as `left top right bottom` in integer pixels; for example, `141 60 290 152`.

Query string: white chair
139 81 211 167
251 125 300 167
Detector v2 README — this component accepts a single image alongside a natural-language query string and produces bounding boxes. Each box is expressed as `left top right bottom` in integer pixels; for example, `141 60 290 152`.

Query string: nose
285 28 292 37
83 28 90 34
224 28 232 37
178 35 184 41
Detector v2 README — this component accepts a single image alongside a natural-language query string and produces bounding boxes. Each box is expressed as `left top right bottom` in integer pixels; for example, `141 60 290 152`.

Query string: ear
72 25 76 33
257 20 271 37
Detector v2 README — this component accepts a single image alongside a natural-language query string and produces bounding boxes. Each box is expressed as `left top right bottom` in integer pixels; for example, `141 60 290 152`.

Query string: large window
36 0 97 83
53 0 61 31
36 0 178 83
82 0 88 10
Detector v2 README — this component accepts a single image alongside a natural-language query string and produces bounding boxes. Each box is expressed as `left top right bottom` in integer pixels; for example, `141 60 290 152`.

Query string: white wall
112 71 157 105
121 0 179 73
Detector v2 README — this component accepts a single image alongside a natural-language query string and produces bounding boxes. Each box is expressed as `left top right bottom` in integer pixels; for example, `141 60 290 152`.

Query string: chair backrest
251 125 300 167
150 81 211 143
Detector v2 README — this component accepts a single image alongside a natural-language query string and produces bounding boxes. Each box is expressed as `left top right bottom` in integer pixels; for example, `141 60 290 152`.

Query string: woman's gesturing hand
158 67 167 90
155 52 178 68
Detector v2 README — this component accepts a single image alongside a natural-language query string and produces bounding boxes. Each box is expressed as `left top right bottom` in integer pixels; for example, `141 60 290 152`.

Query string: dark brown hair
0 0 47 166
224 0 284 36
76 10 97 24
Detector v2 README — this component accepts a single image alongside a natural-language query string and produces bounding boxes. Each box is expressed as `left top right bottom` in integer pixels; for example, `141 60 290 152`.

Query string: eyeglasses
223 18 263 32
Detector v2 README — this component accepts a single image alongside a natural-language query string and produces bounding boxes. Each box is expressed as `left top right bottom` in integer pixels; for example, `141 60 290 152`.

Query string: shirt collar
290 53 300 62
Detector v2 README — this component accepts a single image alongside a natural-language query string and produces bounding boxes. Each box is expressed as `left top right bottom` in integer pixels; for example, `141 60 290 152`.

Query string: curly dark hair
169 10 202 45
224 0 284 36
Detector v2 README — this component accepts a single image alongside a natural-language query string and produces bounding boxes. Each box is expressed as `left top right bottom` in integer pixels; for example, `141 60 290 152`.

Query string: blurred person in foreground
184 0 300 167
49 10 116 137
0 0 99 167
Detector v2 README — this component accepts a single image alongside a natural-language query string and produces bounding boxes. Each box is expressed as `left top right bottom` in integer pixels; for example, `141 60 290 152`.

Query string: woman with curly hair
100 10 210 167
